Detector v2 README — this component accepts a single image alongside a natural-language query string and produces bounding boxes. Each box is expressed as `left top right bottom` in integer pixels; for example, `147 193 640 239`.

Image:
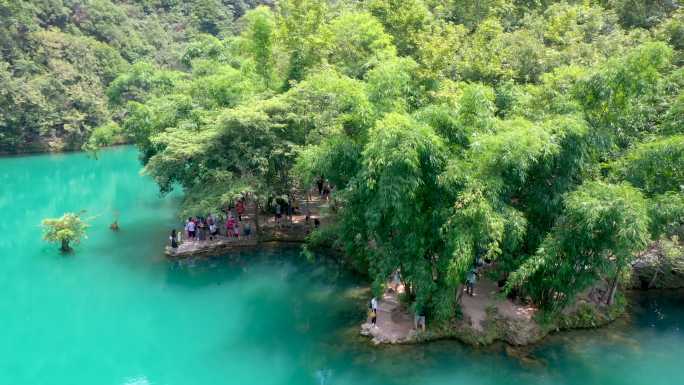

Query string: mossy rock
555 295 626 330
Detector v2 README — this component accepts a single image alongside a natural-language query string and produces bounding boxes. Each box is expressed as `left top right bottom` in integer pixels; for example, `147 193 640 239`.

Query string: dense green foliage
13 1 684 320
507 181 650 307
0 0 270 153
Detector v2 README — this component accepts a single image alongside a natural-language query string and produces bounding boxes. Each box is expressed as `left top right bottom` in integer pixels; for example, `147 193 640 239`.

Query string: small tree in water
42 213 89 253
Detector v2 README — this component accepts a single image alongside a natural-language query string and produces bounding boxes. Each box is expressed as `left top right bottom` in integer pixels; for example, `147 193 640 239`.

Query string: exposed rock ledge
165 226 312 258
629 241 684 289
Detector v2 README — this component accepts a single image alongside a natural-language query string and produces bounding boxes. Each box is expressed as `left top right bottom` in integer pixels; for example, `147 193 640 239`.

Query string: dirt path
460 277 536 331
459 279 496 331
261 189 330 227
360 274 538 345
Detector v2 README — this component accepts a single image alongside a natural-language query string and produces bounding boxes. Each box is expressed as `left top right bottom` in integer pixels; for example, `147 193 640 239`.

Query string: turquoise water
0 146 682 385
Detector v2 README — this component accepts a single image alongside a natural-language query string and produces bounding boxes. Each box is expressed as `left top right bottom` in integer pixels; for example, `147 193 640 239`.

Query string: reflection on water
315 368 333 385
0 147 682 385
123 377 151 385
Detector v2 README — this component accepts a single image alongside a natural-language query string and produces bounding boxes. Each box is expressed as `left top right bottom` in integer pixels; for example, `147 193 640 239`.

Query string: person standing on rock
226 215 236 237
185 218 196 240
370 296 378 328
275 202 282 228
414 305 426 331
169 229 179 249
197 218 206 241
209 221 217 240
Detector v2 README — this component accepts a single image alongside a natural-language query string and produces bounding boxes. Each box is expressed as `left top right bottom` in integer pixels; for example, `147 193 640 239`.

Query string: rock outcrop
629 241 684 289
360 291 416 344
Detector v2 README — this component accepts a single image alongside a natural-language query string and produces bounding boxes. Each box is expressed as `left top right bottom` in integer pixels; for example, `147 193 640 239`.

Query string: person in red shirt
226 216 235 237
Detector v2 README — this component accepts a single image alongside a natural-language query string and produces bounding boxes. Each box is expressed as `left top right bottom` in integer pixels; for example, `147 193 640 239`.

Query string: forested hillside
0 0 269 153
7 1 684 322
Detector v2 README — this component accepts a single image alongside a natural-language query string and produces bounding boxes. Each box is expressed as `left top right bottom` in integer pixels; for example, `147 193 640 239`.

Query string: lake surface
0 146 682 385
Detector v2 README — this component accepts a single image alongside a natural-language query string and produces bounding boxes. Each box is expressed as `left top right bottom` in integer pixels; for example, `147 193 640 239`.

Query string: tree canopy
42 212 89 252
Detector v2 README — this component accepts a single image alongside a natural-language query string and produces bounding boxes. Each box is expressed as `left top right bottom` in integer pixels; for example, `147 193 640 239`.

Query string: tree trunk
607 266 622 306
60 239 70 253
405 282 413 299
648 269 660 289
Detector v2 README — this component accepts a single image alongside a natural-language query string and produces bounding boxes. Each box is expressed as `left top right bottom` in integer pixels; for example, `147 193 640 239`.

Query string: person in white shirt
370 297 378 327
185 218 196 239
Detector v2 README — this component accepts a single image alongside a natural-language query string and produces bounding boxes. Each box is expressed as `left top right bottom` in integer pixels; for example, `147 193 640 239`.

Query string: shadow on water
629 290 684 330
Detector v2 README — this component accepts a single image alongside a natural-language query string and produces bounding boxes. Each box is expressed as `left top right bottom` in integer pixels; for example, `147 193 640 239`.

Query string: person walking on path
390 270 402 293
466 267 478 296
317 177 324 197
322 183 331 201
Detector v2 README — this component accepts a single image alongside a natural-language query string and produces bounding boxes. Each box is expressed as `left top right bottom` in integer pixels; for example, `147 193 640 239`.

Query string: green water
1 146 682 385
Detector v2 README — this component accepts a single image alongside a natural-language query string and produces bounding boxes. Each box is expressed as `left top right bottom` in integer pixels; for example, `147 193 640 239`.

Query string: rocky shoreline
629 241 684 290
